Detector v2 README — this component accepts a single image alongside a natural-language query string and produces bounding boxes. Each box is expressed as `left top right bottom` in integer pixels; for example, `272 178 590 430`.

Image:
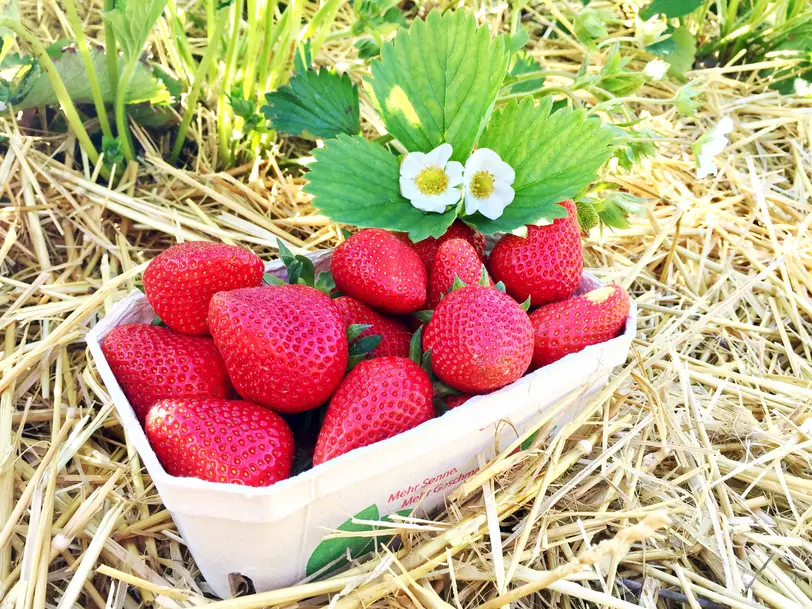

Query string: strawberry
313 357 434 465
143 242 264 335
413 220 487 270
427 239 491 309
208 285 348 413
444 394 472 409
101 324 231 421
334 296 411 358
423 286 533 393
488 200 583 307
331 229 427 314
145 397 294 487
529 285 630 368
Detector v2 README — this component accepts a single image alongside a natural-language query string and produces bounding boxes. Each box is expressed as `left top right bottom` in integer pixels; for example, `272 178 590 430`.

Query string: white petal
400 177 421 200
475 195 508 220
401 152 426 178
446 161 464 187
410 193 451 213
435 187 462 209
424 143 453 168
491 161 516 185
715 116 733 136
493 182 515 206
465 148 503 173
464 190 480 215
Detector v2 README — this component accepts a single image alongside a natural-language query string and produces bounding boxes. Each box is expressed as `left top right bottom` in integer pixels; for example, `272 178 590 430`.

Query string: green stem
165 0 196 84
206 0 218 83
103 0 119 112
257 0 280 93
324 27 351 42
170 8 229 164
217 0 245 167
302 0 342 56
63 0 113 139
0 18 99 164
497 86 583 107
242 0 262 100
115 58 139 162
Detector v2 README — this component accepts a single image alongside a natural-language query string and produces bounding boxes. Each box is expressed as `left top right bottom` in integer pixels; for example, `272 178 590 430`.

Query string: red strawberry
145 397 294 487
413 220 487 270
423 286 533 393
101 324 231 421
427 239 491 309
143 242 264 335
529 285 630 368
444 394 472 409
313 357 434 465
331 229 427 314
488 200 582 307
208 285 347 413
334 296 411 358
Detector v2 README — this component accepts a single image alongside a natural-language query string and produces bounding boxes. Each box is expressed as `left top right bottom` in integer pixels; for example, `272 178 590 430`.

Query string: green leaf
479 265 489 286
593 192 647 230
304 134 458 241
262 68 360 139
367 9 509 162
263 272 286 285
595 46 646 97
347 323 373 342
433 381 460 397
507 27 529 53
409 326 423 365
102 136 125 166
306 504 382 576
294 40 312 74
450 273 466 292
103 0 169 62
420 349 432 376
349 335 382 356
315 270 336 294
296 255 316 286
646 25 696 77
508 51 545 94
573 8 614 49
519 296 531 311
520 430 539 451
413 310 433 323
468 98 615 234
6 47 170 110
640 0 701 19
495 281 506 292
355 38 381 59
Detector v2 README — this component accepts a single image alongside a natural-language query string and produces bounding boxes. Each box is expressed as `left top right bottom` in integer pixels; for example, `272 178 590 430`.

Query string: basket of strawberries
87 9 637 598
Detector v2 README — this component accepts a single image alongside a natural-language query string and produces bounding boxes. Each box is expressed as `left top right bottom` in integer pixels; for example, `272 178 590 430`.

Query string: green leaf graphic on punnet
367 9 510 162
468 97 616 234
263 69 361 139
304 135 457 241
306 505 412 576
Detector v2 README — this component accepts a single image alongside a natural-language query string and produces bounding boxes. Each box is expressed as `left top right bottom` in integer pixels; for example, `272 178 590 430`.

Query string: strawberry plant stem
103 0 119 107
0 19 100 165
257 0 280 91
242 0 262 100
63 0 113 140
165 0 196 84
170 8 230 165
115 59 139 162
302 0 342 56
217 0 245 166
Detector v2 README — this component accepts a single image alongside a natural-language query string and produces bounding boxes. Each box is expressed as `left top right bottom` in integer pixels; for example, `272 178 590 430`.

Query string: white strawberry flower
694 117 734 179
643 59 669 80
399 143 464 213
462 148 516 220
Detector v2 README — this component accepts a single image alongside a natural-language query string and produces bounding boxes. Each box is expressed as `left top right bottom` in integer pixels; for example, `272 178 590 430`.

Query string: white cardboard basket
86 248 636 598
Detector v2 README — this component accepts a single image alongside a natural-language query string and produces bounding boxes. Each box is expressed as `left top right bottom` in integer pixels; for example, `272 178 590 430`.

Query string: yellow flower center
470 171 495 199
415 167 448 195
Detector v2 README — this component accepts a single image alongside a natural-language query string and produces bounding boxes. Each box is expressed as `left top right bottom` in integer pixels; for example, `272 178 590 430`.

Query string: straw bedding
0 1 811 608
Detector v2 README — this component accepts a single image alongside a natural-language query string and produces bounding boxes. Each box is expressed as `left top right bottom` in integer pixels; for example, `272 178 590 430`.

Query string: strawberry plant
300 9 618 242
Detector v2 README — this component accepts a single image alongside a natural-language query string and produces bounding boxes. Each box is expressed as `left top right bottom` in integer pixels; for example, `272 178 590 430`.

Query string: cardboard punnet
86 248 637 598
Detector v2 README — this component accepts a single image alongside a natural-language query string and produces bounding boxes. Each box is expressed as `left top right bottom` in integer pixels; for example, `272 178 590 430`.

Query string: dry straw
1 1 811 608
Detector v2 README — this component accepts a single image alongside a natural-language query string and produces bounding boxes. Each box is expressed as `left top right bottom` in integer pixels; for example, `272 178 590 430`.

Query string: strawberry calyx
408 326 432 376
346 323 383 370
271 238 336 295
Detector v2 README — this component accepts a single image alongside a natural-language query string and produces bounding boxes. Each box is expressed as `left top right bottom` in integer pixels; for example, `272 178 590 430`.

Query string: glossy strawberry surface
143 242 264 335
331 229 428 314
313 357 434 465
334 296 411 358
145 397 294 487
529 285 630 368
427 239 491 309
488 200 583 307
101 324 231 421
413 220 487 271
424 286 533 394
208 285 348 413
